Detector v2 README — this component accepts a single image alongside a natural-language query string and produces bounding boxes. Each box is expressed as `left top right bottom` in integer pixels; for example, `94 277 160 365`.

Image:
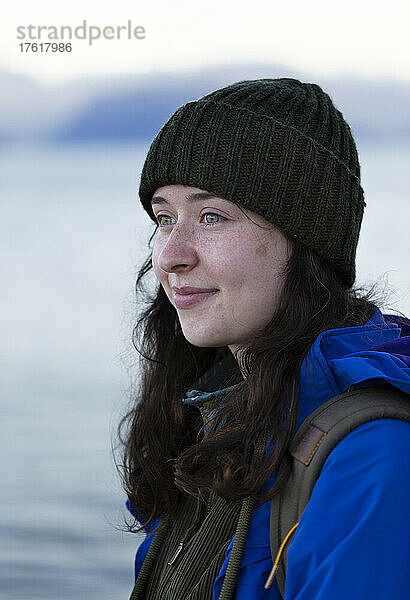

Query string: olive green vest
142 490 242 599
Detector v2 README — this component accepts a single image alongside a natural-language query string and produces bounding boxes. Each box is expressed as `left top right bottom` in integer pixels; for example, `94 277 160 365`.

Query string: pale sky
3 0 410 83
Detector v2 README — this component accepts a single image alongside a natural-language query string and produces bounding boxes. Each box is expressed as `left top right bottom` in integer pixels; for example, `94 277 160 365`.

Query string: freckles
255 241 268 258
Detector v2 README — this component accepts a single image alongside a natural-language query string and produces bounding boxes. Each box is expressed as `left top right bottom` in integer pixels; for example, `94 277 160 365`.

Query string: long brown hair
115 220 392 533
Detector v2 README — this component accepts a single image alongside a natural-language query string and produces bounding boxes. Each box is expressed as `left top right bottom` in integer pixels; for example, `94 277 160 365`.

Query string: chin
186 338 223 348
181 330 228 349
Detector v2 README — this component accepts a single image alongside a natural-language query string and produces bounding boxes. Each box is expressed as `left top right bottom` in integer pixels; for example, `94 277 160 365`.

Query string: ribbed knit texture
143 491 242 599
139 78 366 287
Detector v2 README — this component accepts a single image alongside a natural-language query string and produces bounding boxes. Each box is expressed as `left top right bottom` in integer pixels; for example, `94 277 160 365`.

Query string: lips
173 289 218 309
172 286 218 295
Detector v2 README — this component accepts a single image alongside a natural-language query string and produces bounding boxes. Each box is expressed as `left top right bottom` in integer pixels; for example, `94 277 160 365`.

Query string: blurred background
1 1 409 598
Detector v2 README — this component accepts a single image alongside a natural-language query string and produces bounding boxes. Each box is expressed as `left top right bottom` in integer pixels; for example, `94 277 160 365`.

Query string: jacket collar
182 306 409 431
297 304 407 427
182 354 245 431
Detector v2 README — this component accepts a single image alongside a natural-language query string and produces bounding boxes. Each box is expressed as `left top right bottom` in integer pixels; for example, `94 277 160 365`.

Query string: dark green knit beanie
138 77 366 288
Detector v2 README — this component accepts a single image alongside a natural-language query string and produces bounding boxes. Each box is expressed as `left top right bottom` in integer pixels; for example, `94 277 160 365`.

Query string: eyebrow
151 191 222 207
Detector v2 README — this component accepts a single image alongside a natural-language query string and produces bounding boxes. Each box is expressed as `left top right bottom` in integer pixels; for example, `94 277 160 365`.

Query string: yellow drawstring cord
264 384 355 590
264 521 300 589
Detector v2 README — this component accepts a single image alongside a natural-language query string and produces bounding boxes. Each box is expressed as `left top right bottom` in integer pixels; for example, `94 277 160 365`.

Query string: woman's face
151 185 292 357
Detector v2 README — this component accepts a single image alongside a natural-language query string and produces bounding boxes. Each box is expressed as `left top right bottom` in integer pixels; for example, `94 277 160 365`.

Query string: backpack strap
268 384 410 598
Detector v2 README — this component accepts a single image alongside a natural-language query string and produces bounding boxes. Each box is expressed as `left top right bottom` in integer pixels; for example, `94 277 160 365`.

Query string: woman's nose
156 226 199 273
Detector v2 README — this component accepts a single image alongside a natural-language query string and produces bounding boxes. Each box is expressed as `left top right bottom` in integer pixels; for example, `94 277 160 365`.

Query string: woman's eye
156 212 225 227
203 213 224 225
156 215 172 226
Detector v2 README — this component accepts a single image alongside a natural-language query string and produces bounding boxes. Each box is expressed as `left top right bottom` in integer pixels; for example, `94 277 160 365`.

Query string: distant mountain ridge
1 63 409 143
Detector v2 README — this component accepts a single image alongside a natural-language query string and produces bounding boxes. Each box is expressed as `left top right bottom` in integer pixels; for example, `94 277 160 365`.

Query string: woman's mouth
174 290 218 309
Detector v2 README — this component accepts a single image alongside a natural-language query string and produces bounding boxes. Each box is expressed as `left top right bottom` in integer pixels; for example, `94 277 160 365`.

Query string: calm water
1 141 409 599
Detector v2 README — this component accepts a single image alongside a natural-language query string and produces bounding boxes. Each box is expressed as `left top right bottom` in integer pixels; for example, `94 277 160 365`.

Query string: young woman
117 78 410 599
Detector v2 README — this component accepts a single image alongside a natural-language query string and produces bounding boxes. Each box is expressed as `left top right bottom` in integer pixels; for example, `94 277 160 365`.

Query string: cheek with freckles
255 239 269 258
228 236 288 327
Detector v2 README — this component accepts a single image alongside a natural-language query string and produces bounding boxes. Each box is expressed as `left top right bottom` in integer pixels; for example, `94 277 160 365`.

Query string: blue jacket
127 306 410 598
